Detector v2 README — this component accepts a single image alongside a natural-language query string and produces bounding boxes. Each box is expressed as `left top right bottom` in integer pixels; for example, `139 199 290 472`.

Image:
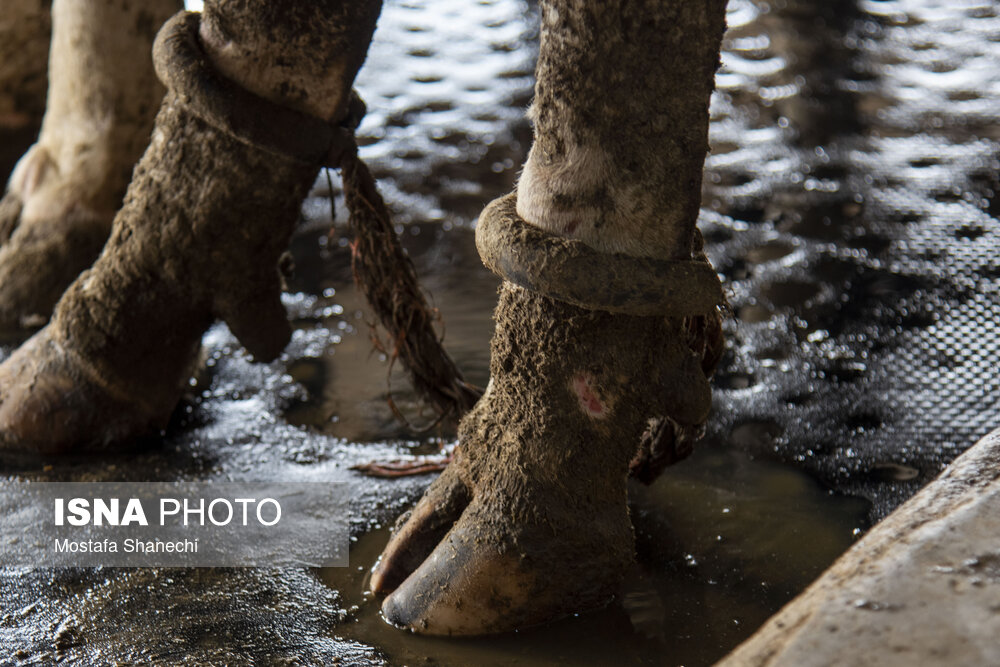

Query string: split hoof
375 484 631 636
370 464 471 595
367 282 709 636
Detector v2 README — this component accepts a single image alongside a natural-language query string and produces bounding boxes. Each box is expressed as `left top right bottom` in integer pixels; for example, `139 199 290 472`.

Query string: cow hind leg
0 0 382 454
371 0 728 636
0 0 180 331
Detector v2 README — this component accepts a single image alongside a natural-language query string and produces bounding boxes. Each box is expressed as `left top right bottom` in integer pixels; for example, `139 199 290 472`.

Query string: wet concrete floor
1 0 999 664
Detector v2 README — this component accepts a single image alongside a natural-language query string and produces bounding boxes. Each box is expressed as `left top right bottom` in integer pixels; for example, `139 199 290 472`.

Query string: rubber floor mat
701 0 1000 521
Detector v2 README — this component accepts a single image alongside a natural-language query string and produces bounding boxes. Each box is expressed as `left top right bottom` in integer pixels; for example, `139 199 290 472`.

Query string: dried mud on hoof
371 283 714 635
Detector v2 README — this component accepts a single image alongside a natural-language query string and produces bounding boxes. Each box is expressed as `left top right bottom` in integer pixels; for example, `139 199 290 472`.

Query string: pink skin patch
571 373 607 418
562 218 581 235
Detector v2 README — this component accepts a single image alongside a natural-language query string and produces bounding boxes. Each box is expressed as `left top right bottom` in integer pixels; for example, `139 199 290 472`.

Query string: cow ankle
515 140 688 260
198 0 381 122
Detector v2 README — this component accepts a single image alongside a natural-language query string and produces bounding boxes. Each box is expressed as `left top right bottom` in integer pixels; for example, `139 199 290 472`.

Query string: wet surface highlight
1 0 999 663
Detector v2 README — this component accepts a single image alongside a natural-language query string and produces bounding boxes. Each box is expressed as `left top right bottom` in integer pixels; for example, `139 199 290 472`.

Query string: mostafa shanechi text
54 537 200 554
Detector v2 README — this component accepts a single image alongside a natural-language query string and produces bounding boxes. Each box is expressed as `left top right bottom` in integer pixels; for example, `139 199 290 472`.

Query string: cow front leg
0 0 381 454
370 0 728 636
0 0 180 330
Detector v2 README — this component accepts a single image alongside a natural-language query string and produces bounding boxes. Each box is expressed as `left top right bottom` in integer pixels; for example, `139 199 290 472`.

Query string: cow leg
0 0 179 329
0 0 381 453
370 0 728 636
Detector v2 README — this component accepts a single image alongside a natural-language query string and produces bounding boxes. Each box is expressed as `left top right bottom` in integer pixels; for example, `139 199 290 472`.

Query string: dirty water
318 441 867 667
1 0 999 664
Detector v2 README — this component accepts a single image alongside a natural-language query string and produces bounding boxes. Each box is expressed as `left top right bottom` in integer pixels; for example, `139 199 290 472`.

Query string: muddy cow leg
0 0 381 453
0 0 179 329
370 0 728 636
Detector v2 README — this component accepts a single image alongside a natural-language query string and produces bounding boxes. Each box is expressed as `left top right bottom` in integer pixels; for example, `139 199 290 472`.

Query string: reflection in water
282 225 498 442
704 0 1000 521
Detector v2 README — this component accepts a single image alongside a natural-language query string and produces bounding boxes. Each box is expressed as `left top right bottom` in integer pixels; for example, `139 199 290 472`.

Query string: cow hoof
370 282 711 635
0 327 169 456
370 394 634 636
378 498 631 635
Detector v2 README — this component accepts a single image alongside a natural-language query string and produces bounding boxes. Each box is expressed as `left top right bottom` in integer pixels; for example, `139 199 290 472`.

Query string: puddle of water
270 175 871 665
281 224 497 442
274 196 871 666
319 442 868 667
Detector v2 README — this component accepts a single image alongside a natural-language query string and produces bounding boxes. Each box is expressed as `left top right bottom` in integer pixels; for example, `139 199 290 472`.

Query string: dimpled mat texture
340 0 1000 523
700 0 1000 521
